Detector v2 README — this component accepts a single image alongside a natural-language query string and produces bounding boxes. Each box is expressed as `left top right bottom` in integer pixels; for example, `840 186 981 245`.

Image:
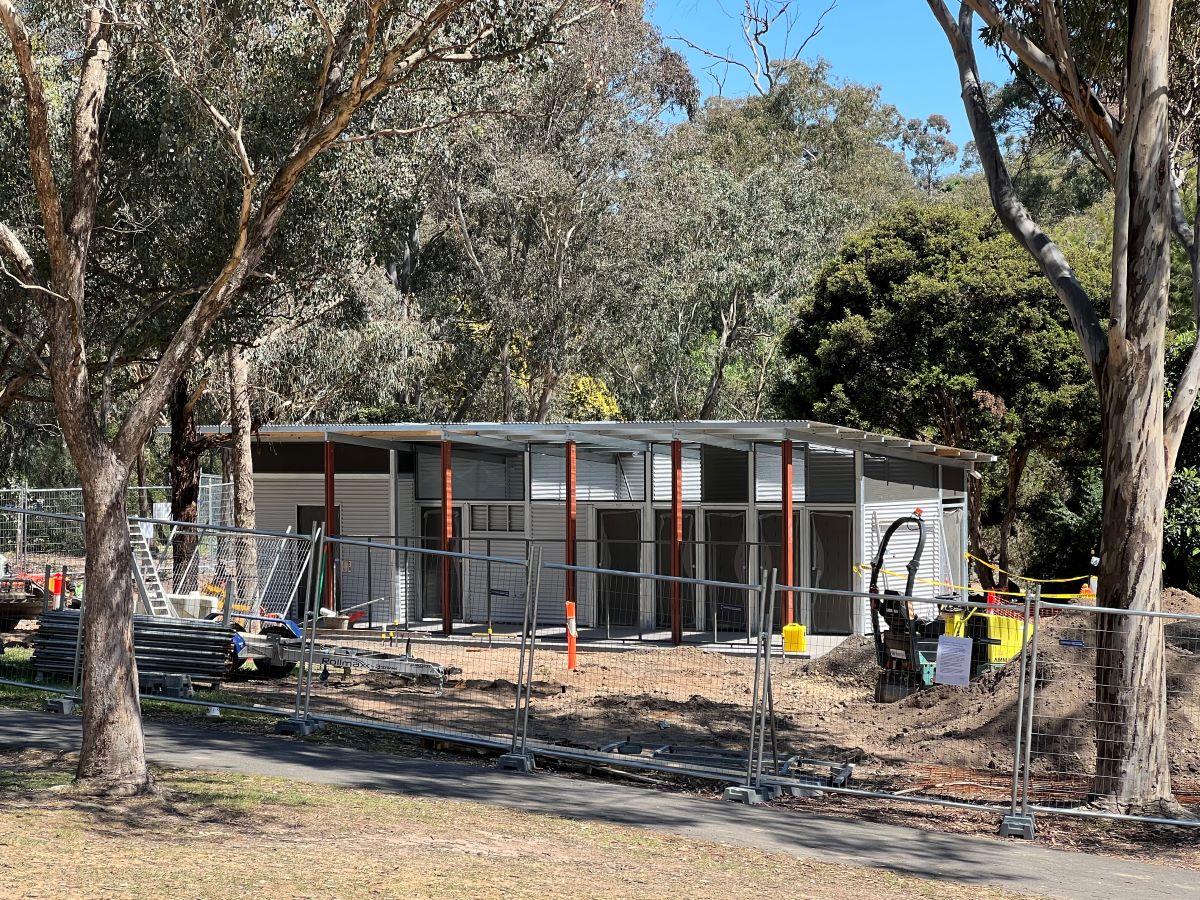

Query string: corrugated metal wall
530 450 646 501
651 444 701 501
863 499 945 600
754 443 806 502
806 445 856 502
253 474 395 616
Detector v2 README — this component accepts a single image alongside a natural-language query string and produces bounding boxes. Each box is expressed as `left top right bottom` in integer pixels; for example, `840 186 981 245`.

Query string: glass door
704 510 749 634
809 510 854 634
654 509 696 629
596 509 641 628
757 510 802 625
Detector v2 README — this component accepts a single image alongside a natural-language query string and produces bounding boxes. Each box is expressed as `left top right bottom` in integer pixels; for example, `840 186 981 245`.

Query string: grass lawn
0 749 1039 900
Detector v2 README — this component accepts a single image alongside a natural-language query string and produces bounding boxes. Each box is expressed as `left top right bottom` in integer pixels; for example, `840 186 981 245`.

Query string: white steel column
389 447 402 624
854 449 867 635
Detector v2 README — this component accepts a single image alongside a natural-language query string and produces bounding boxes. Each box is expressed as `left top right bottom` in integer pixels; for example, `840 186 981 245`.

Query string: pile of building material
32 611 234 688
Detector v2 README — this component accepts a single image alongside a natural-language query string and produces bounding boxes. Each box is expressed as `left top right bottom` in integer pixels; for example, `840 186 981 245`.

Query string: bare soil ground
0 748 1035 900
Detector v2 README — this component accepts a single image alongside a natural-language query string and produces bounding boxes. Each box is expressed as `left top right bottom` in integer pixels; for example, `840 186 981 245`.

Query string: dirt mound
1164 587 1200 617
800 636 876 686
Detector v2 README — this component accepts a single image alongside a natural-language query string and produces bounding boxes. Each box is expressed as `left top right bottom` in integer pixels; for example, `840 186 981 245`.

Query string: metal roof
205 419 995 466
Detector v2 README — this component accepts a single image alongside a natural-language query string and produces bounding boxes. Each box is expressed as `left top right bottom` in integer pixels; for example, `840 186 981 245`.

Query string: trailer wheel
874 674 914 704
254 625 297 679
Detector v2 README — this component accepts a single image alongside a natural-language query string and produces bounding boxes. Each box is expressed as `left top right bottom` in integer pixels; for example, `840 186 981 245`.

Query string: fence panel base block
997 813 1036 839
275 716 324 737
498 752 536 773
43 697 75 715
723 785 769 805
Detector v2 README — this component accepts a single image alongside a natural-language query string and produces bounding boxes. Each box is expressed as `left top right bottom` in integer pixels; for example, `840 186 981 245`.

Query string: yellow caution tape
856 563 1085 600
965 552 1091 585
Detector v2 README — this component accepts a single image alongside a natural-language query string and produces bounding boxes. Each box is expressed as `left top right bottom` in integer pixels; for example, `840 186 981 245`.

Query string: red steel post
565 440 577 609
441 439 453 635
671 439 683 645
781 438 794 625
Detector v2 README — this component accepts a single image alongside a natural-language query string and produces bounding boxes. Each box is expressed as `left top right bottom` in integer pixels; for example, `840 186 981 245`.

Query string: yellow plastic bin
782 622 807 654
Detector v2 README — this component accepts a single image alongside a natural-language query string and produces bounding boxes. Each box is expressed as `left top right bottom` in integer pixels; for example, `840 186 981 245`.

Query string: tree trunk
699 300 738 419
169 375 201 592
965 472 997 593
1092 0 1174 811
534 368 557 422
1094 357 1172 809
227 347 258 606
134 451 151 519
500 340 514 423
75 454 150 794
995 446 1029 593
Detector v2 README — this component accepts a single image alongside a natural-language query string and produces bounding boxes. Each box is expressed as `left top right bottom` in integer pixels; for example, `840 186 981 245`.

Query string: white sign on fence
933 635 973 687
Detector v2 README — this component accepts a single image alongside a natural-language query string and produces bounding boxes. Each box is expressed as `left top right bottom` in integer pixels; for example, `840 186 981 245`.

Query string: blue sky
647 1 1010 152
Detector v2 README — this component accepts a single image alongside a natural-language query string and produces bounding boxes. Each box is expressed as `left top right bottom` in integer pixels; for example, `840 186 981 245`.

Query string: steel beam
441 440 453 635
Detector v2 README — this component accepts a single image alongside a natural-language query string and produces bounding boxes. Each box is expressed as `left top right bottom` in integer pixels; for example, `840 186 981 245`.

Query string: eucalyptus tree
614 60 913 420
0 0 585 793
415 4 695 421
925 0 1200 811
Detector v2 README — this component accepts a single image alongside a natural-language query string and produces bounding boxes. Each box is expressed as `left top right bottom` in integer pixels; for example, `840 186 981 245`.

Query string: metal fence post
999 585 1039 839
501 545 541 772
520 546 543 760
725 571 770 804
754 569 779 789
278 525 323 736
70 595 86 701
16 484 27 560
1020 586 1043 815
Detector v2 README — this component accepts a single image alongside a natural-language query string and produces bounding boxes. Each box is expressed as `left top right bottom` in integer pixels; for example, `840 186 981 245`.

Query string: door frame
804 505 856 636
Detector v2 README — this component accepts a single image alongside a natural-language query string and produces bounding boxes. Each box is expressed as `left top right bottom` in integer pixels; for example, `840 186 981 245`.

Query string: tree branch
962 0 1120 154
0 222 42 289
928 0 1107 383
0 323 48 377
0 1 70 280
66 2 115 277
112 2 580 464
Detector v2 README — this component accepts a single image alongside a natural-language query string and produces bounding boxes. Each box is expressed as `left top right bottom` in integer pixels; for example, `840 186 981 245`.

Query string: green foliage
778 201 1098 451
1017 461 1102 580
1164 466 1200 588
777 200 1101 576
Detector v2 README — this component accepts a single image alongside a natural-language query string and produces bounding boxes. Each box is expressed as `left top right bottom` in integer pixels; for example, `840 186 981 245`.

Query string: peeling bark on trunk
75 457 150 793
1090 0 1174 811
1094 358 1172 808
929 0 1176 810
227 347 257 605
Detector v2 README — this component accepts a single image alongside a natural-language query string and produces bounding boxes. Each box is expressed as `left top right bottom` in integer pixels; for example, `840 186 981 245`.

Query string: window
470 504 525 533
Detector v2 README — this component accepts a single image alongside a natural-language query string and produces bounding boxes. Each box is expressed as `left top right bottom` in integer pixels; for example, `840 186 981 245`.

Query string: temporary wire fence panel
514 561 765 778
767 586 1027 812
146 522 312 621
1024 602 1200 825
251 536 534 745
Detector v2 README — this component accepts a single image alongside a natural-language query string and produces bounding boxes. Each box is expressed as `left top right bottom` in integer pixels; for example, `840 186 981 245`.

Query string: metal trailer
229 615 457 686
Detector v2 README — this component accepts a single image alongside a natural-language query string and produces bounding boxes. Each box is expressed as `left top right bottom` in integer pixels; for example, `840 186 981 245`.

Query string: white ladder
129 522 177 618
